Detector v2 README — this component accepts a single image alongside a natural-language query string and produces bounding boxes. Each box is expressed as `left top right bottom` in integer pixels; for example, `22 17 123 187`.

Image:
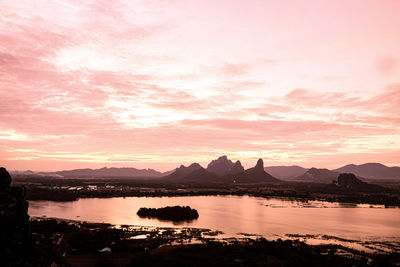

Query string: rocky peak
255 159 264 169
207 155 235 176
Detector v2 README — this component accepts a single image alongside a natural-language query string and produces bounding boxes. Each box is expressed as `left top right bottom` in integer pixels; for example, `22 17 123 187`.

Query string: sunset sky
1 0 400 171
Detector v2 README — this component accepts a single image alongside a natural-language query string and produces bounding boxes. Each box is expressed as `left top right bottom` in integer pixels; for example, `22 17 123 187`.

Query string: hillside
333 163 400 180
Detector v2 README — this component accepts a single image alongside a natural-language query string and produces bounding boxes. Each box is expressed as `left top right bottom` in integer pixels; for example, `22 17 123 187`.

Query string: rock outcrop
0 167 33 266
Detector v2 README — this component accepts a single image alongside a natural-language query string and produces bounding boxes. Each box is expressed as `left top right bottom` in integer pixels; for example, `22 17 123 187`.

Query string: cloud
376 56 397 75
1 0 400 171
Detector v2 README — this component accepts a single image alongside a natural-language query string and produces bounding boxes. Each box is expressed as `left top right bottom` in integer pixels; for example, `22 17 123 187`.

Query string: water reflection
28 195 400 242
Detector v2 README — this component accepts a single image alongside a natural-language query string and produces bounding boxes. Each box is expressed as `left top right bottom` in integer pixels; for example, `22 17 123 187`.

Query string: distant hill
264 165 307 180
43 167 168 178
333 163 400 180
229 159 280 184
296 168 338 183
207 155 244 175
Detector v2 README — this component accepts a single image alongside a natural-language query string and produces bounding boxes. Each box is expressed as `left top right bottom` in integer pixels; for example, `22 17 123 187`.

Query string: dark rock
0 167 33 266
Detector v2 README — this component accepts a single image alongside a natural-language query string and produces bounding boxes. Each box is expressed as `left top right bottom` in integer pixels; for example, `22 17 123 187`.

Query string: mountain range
332 163 400 180
162 157 279 184
12 167 173 178
10 158 400 181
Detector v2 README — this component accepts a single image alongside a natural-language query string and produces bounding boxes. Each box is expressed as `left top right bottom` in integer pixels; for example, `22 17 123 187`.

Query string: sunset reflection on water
29 195 400 242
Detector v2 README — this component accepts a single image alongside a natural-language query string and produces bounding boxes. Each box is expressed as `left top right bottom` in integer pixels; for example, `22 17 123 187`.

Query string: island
137 206 199 221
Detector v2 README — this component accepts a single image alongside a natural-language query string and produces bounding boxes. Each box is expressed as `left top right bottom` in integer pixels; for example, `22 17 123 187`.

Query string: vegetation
28 218 400 266
137 206 199 221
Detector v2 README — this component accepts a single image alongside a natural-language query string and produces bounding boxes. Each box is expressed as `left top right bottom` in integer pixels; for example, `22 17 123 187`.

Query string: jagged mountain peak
255 159 264 169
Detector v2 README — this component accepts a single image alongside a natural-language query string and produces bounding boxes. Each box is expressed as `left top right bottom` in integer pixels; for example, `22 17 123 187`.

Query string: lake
29 195 400 249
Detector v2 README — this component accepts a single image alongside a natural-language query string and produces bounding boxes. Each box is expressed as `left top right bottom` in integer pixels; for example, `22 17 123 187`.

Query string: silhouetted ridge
333 163 400 179
44 167 167 178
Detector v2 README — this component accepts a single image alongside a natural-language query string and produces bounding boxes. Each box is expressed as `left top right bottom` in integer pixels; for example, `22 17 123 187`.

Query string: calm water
29 195 400 242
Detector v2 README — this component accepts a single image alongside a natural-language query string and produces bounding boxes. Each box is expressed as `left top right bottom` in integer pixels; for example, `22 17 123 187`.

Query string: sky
1 0 400 172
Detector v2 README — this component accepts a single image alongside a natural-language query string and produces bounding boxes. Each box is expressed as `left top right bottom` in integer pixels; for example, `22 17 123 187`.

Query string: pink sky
1 0 400 171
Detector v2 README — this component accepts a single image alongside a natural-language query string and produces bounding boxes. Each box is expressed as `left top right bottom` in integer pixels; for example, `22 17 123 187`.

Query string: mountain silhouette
43 167 168 178
163 158 279 184
207 155 235 175
207 155 245 175
333 163 400 179
296 168 338 183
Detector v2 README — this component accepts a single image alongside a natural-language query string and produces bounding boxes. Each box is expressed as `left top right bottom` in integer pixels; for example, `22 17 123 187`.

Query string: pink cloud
0 0 400 171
